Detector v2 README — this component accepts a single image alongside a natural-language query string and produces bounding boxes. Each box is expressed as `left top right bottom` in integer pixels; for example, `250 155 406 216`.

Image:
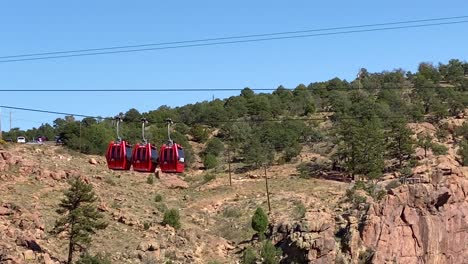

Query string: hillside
1 59 468 263
1 115 467 263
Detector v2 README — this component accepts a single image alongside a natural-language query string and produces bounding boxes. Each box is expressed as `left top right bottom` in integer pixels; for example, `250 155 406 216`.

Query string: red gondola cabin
159 143 185 173
106 140 133 170
132 143 158 172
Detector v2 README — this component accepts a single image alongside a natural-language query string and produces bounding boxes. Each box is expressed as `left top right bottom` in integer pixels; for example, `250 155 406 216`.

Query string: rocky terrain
0 119 467 264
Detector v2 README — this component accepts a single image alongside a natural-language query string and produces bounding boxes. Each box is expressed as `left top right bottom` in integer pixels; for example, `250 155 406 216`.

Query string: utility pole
227 148 232 186
9 111 12 132
264 165 271 212
79 121 82 153
0 108 2 140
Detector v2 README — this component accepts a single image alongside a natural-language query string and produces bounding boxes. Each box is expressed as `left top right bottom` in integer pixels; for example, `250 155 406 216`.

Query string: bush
147 175 155 185
283 143 302 162
458 140 468 166
162 208 181 229
190 125 208 143
203 173 216 183
143 222 151 230
203 154 218 169
155 203 168 213
251 207 268 236
432 143 448 155
292 201 306 219
76 253 111 264
222 206 242 218
205 137 225 156
260 240 282 264
241 247 257 264
385 180 401 191
296 163 309 178
154 193 163 202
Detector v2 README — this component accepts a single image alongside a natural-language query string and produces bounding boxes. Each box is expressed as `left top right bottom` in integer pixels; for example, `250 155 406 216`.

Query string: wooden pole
264 165 271 212
227 148 232 186
79 121 82 153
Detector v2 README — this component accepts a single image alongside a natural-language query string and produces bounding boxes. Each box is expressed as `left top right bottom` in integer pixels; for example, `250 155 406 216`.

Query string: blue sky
0 1 467 130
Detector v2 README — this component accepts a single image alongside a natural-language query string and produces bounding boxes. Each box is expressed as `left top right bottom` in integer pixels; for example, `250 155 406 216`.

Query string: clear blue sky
0 1 467 130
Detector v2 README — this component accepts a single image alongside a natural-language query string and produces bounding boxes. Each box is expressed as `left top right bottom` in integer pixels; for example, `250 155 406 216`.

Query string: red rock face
360 174 468 264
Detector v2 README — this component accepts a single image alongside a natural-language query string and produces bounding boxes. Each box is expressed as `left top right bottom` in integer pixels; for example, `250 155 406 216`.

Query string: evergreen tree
251 207 268 237
386 119 415 167
53 177 107 264
260 240 282 264
335 93 385 180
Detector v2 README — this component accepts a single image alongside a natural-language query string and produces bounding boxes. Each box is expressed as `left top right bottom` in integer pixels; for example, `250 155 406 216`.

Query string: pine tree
335 95 385 181
387 119 415 167
53 177 107 264
251 207 268 238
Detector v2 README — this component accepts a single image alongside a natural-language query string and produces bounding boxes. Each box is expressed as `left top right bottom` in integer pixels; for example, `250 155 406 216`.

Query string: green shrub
203 154 218 169
296 163 309 178
385 180 401 191
190 125 208 143
241 247 257 264
203 173 216 183
143 222 151 230
260 240 282 264
292 201 306 219
154 193 163 202
147 175 155 185
458 140 468 166
104 176 116 186
251 207 268 236
432 143 448 155
283 143 302 162
162 208 181 229
205 137 225 156
155 203 168 213
222 206 242 218
76 253 111 264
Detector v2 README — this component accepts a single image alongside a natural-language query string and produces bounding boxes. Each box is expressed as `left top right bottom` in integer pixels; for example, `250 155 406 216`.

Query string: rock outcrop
359 173 467 264
270 212 336 263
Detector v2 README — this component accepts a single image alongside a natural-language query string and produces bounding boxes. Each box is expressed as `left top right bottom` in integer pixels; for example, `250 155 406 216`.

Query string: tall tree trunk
67 228 74 264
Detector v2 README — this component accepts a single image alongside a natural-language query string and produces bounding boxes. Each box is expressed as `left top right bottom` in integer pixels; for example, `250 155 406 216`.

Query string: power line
1 20 467 63
1 15 466 60
0 86 461 92
0 104 457 127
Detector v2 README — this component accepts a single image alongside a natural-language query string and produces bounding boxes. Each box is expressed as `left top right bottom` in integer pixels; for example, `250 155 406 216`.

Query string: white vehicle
16 136 26 143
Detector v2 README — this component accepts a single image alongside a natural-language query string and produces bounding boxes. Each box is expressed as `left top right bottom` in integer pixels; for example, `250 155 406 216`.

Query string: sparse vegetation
203 173 216 183
222 206 242 218
155 203 168 213
154 193 163 202
162 208 181 229
76 253 112 264
292 201 306 219
203 154 218 169
147 175 155 185
241 247 257 264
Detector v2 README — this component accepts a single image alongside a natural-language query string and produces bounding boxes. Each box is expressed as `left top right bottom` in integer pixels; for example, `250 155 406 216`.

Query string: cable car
159 143 185 173
132 119 158 172
106 140 133 170
158 118 185 173
105 116 133 170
